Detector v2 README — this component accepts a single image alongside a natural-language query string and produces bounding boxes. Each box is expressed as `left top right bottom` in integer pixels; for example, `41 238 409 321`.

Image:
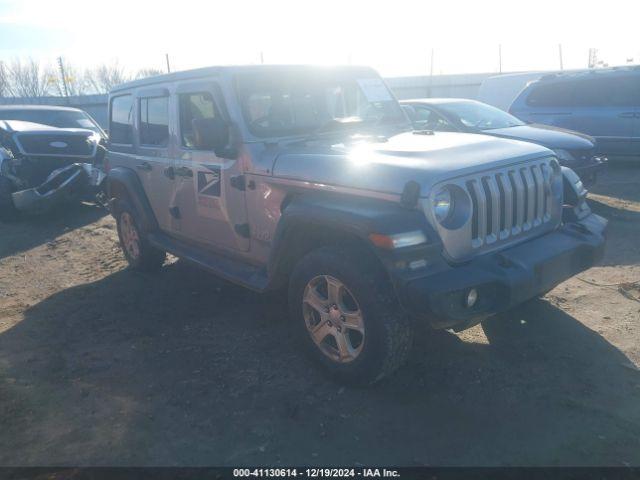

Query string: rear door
108 92 174 232
170 82 250 252
134 88 176 232
570 75 638 156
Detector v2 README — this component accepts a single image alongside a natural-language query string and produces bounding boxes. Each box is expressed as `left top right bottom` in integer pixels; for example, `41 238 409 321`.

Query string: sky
0 0 639 78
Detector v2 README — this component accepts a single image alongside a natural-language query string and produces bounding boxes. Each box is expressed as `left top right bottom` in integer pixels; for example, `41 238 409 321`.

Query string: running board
147 233 269 292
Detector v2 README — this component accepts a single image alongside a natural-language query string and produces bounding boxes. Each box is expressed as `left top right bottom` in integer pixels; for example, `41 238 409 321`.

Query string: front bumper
402 213 607 330
11 163 105 214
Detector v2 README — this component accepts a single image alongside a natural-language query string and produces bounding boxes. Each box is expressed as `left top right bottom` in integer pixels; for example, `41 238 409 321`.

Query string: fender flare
267 192 436 280
106 166 158 232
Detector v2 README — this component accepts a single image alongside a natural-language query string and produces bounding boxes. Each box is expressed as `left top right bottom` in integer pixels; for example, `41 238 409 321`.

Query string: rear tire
0 176 19 222
115 200 166 272
288 246 412 385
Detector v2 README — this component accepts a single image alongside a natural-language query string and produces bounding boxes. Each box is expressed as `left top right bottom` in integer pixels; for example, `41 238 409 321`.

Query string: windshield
236 70 409 138
442 101 525 130
0 109 103 134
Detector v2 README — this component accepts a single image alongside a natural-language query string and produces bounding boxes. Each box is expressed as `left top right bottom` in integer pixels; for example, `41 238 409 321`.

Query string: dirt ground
0 164 639 467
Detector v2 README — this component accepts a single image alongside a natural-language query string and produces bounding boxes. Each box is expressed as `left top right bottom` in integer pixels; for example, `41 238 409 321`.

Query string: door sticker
197 166 221 197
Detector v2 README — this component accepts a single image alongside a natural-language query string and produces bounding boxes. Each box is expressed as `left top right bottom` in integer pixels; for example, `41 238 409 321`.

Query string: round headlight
433 187 453 223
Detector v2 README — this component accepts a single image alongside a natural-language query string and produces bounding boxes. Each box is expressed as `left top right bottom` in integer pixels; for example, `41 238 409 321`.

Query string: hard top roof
110 64 378 94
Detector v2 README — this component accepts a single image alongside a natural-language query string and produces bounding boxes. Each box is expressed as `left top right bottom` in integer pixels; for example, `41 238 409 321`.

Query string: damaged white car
0 119 106 221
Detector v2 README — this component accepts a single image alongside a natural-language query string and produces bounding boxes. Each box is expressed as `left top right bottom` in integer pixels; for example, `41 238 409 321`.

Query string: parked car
0 120 105 220
0 105 106 140
477 71 546 111
105 65 607 385
401 98 606 185
509 67 640 158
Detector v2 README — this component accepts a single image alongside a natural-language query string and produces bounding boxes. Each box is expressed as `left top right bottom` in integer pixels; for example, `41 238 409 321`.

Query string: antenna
165 53 171 73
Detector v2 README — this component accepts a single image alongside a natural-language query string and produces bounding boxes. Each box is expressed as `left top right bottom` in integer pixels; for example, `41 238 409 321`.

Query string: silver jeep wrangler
106 65 607 384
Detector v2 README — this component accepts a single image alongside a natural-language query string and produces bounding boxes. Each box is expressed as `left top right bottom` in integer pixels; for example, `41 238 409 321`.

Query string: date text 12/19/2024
233 468 401 478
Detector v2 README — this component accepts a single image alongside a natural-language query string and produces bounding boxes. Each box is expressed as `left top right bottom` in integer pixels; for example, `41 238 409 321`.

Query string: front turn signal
369 231 427 250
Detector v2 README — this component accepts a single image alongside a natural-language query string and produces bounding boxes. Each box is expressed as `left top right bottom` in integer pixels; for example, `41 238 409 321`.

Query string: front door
171 85 250 252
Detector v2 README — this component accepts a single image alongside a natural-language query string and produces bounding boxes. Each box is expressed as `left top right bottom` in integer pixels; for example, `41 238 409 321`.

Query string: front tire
115 201 166 272
288 246 412 385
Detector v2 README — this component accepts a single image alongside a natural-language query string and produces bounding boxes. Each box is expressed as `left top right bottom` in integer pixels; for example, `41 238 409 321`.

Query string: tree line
0 58 165 98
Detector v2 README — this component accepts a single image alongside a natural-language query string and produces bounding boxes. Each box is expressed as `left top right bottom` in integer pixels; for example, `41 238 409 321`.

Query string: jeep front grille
428 157 563 261
15 133 96 158
466 161 553 248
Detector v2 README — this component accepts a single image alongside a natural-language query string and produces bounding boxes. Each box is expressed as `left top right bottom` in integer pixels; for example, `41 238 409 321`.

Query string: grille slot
466 161 554 249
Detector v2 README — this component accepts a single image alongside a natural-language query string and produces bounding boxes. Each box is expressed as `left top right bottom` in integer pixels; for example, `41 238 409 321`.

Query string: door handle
163 166 175 179
136 162 152 171
175 166 193 178
618 112 636 118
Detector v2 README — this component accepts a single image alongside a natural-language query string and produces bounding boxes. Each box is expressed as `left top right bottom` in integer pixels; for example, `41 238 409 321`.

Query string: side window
607 76 640 107
139 96 169 147
179 92 221 150
573 79 605 107
547 75 640 108
526 81 574 107
110 95 134 144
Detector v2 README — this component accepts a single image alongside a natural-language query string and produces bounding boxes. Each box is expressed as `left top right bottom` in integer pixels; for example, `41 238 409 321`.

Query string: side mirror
192 117 236 157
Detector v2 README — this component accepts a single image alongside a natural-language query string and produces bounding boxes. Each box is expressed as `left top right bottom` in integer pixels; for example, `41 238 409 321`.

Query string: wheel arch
267 192 432 289
106 166 158 232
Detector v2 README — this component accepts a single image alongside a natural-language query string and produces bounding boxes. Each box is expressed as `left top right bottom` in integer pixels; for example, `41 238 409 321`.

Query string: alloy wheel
302 275 365 363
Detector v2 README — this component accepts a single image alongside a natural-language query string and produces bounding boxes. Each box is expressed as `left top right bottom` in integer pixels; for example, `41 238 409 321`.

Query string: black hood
483 124 595 150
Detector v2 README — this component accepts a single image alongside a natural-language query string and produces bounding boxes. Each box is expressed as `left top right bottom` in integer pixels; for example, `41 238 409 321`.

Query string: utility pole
427 48 434 97
588 48 597 68
498 44 502 74
558 44 564 70
57 56 70 99
165 53 171 73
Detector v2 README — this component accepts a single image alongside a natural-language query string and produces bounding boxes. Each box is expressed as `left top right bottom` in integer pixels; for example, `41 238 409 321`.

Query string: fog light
465 288 478 308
